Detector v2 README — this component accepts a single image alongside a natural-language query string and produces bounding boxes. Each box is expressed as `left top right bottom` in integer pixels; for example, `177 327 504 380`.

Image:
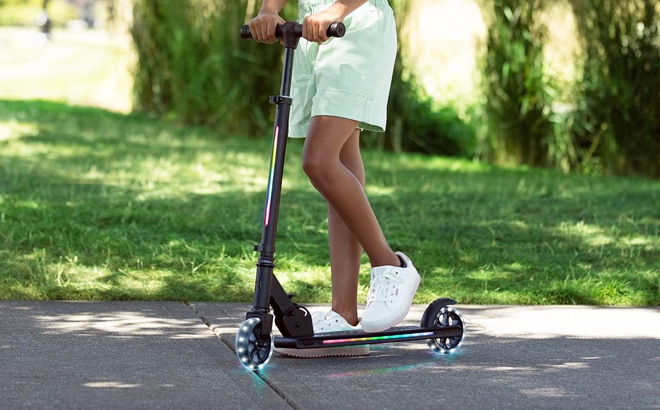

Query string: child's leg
328 128 364 327
302 115 401 271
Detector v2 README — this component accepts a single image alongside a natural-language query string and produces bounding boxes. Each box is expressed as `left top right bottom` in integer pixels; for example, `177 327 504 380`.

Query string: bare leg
302 116 400 323
328 128 365 326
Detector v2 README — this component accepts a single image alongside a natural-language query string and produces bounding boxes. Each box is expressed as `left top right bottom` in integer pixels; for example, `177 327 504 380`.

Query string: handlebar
240 21 346 40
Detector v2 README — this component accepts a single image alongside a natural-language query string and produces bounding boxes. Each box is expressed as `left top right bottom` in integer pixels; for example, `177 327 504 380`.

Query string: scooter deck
274 325 463 349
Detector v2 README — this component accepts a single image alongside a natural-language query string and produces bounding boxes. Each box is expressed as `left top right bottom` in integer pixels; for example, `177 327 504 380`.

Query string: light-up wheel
235 317 274 371
423 305 465 354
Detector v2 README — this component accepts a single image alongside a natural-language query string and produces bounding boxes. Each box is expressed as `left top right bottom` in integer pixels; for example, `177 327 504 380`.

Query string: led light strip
323 331 435 344
236 317 273 371
427 306 466 354
264 126 279 226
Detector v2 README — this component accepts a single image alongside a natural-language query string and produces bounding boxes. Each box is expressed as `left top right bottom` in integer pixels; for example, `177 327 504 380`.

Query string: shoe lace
367 270 404 306
312 311 329 327
313 311 345 331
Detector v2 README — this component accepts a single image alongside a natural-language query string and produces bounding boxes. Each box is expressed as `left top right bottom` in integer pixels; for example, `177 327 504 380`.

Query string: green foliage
0 28 132 111
131 0 297 137
570 0 660 177
2 99 659 304
383 68 477 157
481 0 555 167
131 0 474 155
365 0 476 158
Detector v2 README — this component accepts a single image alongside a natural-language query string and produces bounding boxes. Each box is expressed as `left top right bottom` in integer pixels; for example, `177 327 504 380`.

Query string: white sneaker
361 251 421 332
274 310 370 358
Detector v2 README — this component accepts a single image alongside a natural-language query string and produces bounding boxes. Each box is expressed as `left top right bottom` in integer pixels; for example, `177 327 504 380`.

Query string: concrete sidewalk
1 301 659 410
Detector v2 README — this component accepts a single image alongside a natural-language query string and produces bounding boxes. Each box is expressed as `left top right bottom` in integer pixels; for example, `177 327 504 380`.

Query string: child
248 0 420 357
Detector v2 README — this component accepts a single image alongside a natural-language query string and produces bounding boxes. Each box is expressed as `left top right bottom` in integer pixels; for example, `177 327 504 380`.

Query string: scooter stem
251 45 295 313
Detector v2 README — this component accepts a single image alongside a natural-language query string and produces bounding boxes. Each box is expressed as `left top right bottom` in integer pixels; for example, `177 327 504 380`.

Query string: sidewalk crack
184 302 300 410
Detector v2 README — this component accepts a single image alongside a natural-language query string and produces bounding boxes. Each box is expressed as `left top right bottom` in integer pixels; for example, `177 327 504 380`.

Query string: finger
248 21 257 41
251 22 261 42
317 23 325 44
257 20 267 43
312 21 319 43
254 20 264 42
319 23 328 42
259 23 268 43
302 17 308 41
267 20 276 43
258 24 268 43
278 19 285 42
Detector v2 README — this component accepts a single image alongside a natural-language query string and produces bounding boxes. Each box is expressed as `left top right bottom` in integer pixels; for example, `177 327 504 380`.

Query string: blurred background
2 0 658 176
0 0 658 305
0 0 133 111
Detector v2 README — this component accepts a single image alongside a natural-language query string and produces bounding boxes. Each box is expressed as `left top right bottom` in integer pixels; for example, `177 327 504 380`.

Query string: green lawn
0 27 132 113
1 99 659 305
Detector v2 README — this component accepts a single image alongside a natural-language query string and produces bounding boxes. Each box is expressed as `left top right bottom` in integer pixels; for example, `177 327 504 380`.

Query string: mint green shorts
287 0 398 138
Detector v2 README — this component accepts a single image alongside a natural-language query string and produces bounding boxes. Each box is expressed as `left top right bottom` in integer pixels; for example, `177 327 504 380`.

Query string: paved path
1 301 659 409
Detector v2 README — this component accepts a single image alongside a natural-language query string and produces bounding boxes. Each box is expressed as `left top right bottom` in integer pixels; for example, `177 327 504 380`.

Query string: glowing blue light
235 317 274 371
427 306 466 355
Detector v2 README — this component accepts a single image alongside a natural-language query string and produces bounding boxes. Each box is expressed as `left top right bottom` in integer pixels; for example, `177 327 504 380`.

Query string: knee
302 153 325 180
302 152 336 182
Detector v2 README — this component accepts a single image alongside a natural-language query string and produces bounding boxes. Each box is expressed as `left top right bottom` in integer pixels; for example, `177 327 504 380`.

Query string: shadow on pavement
193 302 660 410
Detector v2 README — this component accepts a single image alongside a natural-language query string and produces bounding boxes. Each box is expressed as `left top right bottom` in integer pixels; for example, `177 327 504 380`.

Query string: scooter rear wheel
421 302 465 354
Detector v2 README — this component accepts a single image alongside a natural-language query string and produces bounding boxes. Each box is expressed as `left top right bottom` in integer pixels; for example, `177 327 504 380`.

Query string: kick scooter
236 21 466 371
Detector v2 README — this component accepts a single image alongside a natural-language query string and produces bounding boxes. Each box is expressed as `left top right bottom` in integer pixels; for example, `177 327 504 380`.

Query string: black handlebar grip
327 22 346 38
240 22 345 40
239 25 252 39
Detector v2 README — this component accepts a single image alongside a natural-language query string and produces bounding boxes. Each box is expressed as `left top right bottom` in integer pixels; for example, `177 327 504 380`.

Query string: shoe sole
274 345 370 358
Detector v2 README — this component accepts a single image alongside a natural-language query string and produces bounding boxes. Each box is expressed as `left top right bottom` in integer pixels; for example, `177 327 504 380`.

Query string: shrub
480 0 555 167
131 0 475 154
131 0 297 137
358 0 476 157
382 66 477 157
570 0 660 177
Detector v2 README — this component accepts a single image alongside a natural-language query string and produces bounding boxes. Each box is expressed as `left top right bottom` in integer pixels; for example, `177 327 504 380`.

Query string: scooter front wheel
235 317 274 371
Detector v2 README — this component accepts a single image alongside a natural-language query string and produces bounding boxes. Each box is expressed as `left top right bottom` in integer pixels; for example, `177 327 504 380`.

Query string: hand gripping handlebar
240 21 346 40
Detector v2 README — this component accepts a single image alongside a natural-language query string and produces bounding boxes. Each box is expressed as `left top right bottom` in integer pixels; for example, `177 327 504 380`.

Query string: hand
249 11 286 45
303 9 344 45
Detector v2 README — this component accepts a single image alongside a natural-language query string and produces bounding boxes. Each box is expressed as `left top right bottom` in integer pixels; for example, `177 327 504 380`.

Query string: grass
1 99 659 305
0 27 133 113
